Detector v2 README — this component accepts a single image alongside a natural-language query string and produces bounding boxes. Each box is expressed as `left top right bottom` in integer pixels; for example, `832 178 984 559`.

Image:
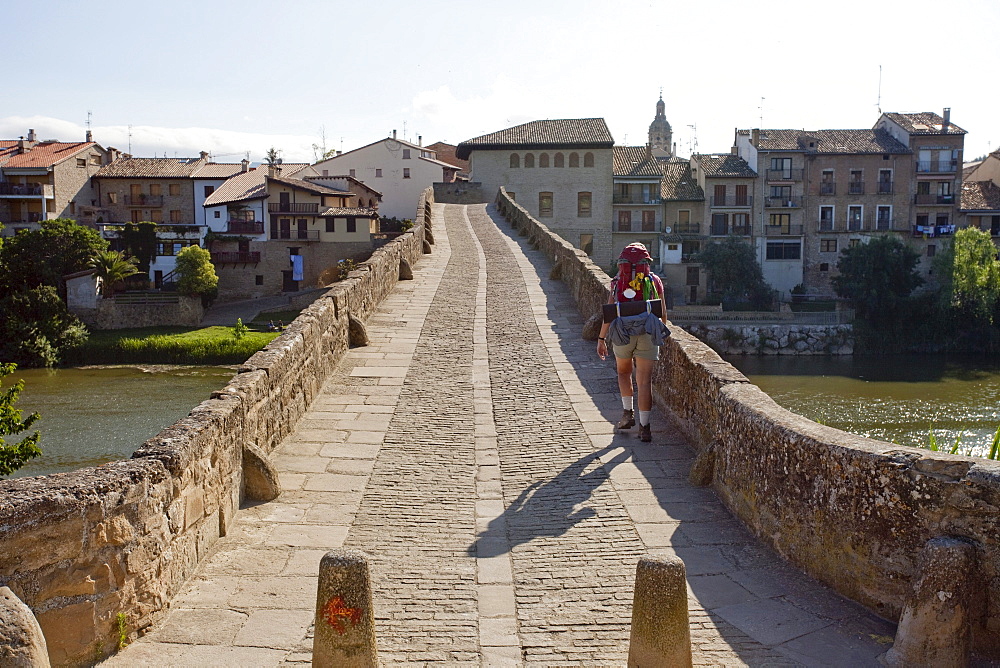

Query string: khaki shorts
612 333 659 361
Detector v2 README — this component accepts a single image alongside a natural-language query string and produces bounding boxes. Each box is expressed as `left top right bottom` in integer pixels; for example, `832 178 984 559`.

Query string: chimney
942 107 951 132
241 158 249 173
336 150 342 156
200 151 210 161
731 146 738 155
752 129 760 145
418 135 422 147
392 129 397 140
27 129 36 141
85 130 93 142
673 141 677 156
17 137 27 154
268 165 280 179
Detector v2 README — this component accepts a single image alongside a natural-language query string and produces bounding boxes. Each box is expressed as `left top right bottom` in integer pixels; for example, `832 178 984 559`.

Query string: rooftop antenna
128 124 133 154
403 121 407 142
86 110 92 132
759 97 765 128
688 123 698 155
876 64 882 114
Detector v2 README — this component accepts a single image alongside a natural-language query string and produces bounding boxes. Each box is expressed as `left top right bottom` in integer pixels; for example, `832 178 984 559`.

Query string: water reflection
1 366 235 478
725 354 1000 457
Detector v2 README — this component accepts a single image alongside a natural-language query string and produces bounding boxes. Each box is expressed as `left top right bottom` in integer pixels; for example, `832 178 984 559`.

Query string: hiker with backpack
596 243 670 442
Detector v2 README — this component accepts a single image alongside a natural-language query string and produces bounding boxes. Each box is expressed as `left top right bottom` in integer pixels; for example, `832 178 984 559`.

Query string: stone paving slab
105 202 895 666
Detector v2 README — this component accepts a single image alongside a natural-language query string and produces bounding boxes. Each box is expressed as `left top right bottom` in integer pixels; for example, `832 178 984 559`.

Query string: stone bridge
2 189 999 666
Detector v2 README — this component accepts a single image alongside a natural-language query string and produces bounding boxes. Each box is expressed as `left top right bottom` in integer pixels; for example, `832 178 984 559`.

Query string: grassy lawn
69 324 283 365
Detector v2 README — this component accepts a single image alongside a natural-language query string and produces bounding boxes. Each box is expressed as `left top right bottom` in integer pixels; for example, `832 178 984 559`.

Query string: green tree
832 235 923 340
264 147 281 166
120 222 158 275
0 286 88 367
942 227 1000 325
0 363 41 477
0 218 108 299
696 236 774 309
90 250 140 297
175 245 219 305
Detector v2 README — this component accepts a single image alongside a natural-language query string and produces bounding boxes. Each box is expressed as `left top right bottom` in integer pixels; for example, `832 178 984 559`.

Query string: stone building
660 161 706 305
648 94 674 159
0 129 110 234
457 118 615 268
204 167 377 300
612 145 664 264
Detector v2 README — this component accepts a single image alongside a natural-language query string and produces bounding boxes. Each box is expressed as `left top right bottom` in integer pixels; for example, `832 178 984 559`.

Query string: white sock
622 396 633 411
639 410 651 426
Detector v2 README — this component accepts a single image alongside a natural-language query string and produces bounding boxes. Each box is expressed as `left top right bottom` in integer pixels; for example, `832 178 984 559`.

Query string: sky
4 0 999 164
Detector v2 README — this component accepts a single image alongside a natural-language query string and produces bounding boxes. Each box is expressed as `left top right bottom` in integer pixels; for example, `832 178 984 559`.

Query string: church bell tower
648 93 673 158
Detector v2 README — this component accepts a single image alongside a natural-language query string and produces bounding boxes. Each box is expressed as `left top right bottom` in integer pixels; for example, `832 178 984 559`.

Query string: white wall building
312 134 458 219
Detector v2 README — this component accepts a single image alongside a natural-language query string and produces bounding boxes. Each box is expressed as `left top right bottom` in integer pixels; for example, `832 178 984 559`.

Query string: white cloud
410 77 543 143
0 116 322 164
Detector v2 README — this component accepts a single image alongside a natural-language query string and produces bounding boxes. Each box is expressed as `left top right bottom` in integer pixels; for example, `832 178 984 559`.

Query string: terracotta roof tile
268 175 352 197
456 118 613 159
960 181 1000 212
319 207 378 217
660 162 703 201
693 154 757 178
0 141 98 169
883 112 966 135
747 128 910 154
192 163 245 179
96 156 207 178
613 146 661 177
203 169 267 206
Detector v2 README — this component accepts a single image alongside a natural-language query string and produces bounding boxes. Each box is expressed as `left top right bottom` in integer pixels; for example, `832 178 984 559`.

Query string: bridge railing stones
0 188 435 666
494 187 1000 660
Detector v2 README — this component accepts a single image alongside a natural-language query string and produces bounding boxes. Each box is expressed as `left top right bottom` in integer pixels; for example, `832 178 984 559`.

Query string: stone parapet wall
681 323 854 355
494 187 1000 658
76 296 204 330
0 189 434 665
433 181 485 204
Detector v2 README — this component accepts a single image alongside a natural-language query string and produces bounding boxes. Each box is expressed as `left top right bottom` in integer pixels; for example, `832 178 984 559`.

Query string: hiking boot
616 409 635 430
638 423 652 442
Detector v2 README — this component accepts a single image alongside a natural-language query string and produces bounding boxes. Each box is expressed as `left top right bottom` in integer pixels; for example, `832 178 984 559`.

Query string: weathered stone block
243 443 281 502
36 599 95 666
0 587 50 668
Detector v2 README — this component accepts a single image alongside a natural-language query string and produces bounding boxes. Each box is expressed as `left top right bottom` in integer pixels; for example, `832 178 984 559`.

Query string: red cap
618 242 651 264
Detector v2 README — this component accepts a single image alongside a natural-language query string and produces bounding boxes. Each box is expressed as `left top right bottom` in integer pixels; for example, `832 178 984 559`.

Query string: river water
2 366 236 479
725 354 1000 458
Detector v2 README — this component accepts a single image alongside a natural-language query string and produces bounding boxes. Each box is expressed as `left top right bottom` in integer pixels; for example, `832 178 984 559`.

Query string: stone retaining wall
432 181 485 204
0 189 435 665
495 187 1000 659
682 323 854 355
74 296 204 330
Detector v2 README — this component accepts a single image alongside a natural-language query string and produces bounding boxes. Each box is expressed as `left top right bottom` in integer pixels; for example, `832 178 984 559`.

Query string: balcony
613 194 662 205
227 220 265 234
765 224 804 236
274 229 320 241
125 195 163 206
877 181 893 194
875 217 895 231
710 195 752 208
848 182 865 195
0 183 53 198
764 196 802 208
268 202 320 213
674 222 701 234
819 183 836 195
913 224 956 238
765 168 803 181
917 160 957 173
710 224 751 237
915 193 955 205
211 251 261 264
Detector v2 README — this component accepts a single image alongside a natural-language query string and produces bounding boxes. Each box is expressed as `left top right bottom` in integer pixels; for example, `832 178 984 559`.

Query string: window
711 213 728 235
848 205 862 231
770 185 791 199
735 184 748 206
917 181 931 195
820 169 835 195
149 209 163 223
539 192 553 218
732 213 749 235
131 210 142 223
108 192 117 204
149 184 162 197
255 275 264 286
849 170 864 194
618 210 632 231
686 267 700 286
326 219 335 232
769 213 790 231
349 169 356 177
524 153 535 168
878 169 892 194
214 210 221 218
510 153 520 168
554 152 564 168
765 241 801 260
820 263 830 272
642 210 656 231
583 152 594 168
69 202 76 215
403 149 411 159
203 185 213 197
403 168 410 179
819 206 834 231
876 206 892 230
580 234 593 256
577 192 592 217
927 244 936 257
677 210 691 231
375 168 382 177
770 157 792 179
539 153 549 168
76 158 86 167
347 218 357 233
849 239 861 248
169 210 181 223
821 239 838 253
569 153 580 168
936 213 950 226
714 184 726 206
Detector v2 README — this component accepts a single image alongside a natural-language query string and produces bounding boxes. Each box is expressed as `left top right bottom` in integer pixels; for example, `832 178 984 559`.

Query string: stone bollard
399 258 414 280
243 443 281 502
313 549 377 668
0 587 50 668
884 536 976 668
348 314 369 347
628 554 692 668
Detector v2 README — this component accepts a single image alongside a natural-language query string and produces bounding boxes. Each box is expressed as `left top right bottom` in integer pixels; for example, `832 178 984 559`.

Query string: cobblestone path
108 202 895 667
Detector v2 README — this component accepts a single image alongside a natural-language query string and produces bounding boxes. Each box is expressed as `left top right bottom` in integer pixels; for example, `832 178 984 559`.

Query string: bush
175 246 219 305
0 363 41 477
0 286 88 367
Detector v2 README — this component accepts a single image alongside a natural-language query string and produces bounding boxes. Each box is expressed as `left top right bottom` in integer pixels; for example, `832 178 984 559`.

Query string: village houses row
3 100 998 306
